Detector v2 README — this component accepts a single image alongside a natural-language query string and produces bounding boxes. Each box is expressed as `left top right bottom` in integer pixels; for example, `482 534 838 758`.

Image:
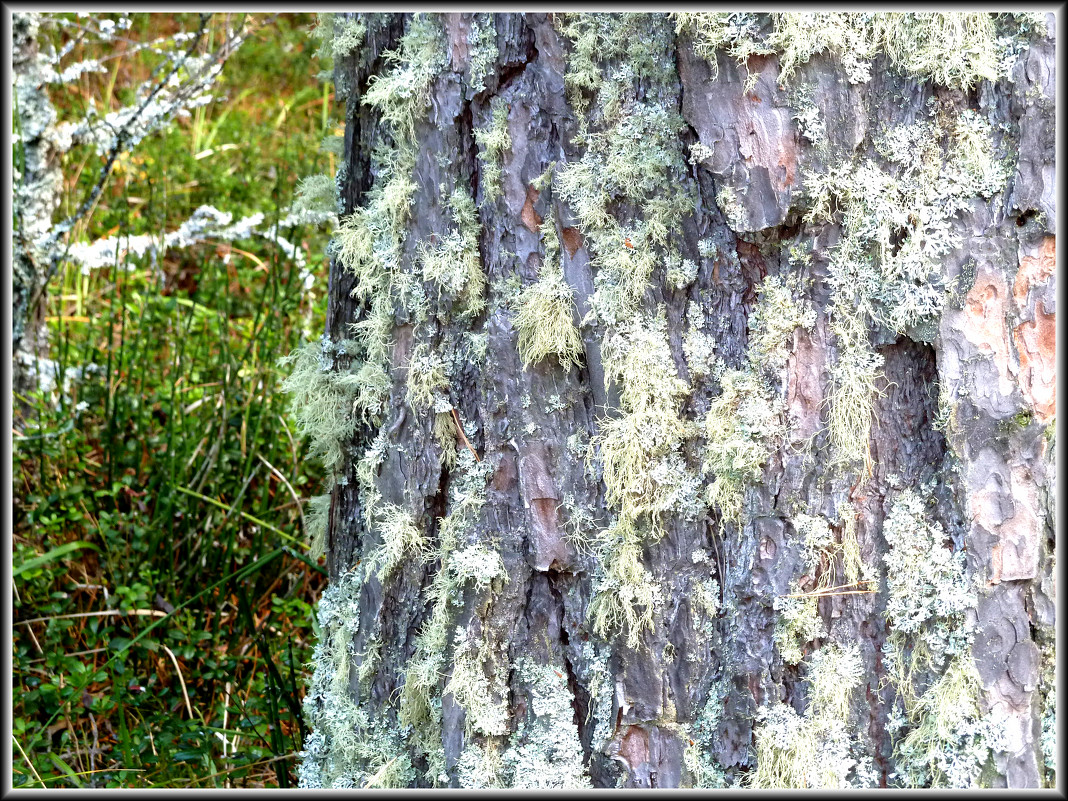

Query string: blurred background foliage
12 13 337 787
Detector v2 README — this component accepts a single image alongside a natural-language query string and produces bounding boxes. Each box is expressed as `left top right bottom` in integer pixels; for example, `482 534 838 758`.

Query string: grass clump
515 215 584 371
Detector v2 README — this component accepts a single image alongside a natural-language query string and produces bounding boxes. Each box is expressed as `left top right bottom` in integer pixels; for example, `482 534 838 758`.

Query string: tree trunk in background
297 13 1056 789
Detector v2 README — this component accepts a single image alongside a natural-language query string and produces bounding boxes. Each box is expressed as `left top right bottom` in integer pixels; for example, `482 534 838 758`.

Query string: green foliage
13 14 333 789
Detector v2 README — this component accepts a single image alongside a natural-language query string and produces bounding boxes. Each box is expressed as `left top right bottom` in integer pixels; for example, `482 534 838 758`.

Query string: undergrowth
13 13 335 788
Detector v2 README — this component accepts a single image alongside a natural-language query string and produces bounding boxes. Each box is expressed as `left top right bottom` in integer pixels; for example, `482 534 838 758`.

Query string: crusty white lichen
880 487 1002 788
750 642 868 788
501 660 592 788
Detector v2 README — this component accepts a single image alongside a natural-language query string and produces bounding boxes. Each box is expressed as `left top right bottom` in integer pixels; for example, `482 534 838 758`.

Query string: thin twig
160 644 195 721
13 734 45 788
257 453 305 536
16 608 166 626
451 407 480 462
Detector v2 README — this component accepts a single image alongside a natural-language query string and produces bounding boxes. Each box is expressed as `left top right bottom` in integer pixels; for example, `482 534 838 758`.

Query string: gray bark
298 12 1056 789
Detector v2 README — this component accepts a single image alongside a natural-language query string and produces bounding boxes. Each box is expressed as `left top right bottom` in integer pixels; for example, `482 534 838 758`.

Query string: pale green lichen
880 487 1001 788
893 656 1002 788
446 627 509 737
773 585 825 666
673 12 774 92
331 16 367 61
398 449 497 785
593 317 694 524
588 517 662 648
466 13 498 94
685 678 731 788
501 659 592 788
703 367 784 525
555 15 702 649
364 503 427 581
676 12 1044 92
294 173 340 215
418 189 486 318
299 568 417 789
362 14 445 142
515 215 584 371
305 492 332 558
747 274 816 370
750 642 867 788
405 343 448 412
279 339 358 477
473 97 510 204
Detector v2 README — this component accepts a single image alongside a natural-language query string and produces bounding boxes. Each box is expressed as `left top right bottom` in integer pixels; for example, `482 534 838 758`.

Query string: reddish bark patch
442 13 470 72
521 185 542 233
962 267 1013 398
491 450 517 492
786 324 826 443
561 226 583 258
1014 300 1056 423
619 725 649 771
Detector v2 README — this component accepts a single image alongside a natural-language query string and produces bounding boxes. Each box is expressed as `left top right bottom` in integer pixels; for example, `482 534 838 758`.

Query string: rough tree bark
294 13 1056 789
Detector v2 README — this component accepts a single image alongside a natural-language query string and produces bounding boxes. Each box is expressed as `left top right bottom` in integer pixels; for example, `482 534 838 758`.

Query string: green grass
13 13 337 788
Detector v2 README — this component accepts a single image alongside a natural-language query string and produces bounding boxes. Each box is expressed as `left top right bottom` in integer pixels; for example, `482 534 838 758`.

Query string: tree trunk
295 13 1056 789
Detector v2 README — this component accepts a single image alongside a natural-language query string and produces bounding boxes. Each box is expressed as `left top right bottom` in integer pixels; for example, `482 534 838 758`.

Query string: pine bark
300 13 1056 789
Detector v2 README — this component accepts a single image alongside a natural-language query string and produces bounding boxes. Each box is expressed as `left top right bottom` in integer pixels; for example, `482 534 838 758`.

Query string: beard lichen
514 213 585 371
676 12 1046 92
880 487 1002 788
750 642 870 788
279 338 359 478
473 96 511 204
